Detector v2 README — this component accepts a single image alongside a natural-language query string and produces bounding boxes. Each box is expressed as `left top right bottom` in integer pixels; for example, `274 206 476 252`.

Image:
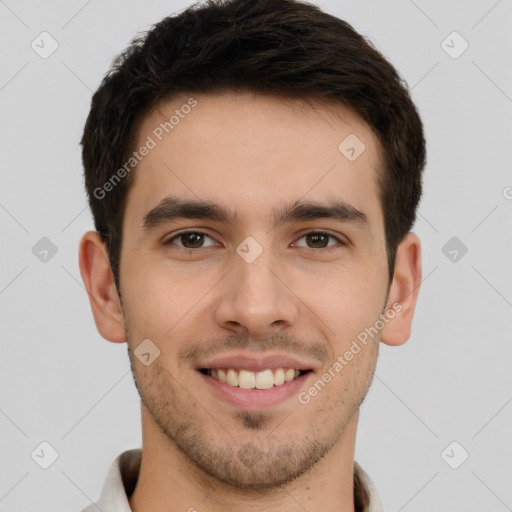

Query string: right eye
163 230 219 250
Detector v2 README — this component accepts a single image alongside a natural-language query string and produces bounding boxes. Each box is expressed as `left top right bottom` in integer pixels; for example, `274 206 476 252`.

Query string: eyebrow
141 195 368 232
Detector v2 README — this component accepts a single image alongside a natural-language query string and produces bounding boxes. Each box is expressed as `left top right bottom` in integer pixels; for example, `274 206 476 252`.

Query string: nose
212 241 300 339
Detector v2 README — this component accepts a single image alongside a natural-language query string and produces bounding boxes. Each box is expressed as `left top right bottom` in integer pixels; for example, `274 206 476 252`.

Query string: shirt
80 448 385 512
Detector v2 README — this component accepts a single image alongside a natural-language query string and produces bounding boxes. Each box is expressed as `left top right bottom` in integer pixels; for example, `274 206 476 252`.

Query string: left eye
164 231 343 250
294 232 342 249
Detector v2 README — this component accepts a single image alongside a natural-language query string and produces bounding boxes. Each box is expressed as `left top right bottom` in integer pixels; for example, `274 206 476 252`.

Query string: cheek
122 263 217 359
125 259 191 311
121 266 175 341
297 266 387 338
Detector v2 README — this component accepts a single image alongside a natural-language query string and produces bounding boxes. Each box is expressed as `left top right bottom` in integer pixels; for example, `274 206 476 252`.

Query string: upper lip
196 352 318 373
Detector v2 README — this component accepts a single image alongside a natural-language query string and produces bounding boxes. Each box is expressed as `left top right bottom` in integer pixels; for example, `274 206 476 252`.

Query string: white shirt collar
81 449 384 512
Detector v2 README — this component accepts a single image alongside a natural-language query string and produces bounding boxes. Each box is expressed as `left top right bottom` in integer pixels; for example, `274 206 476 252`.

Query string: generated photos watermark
93 96 198 200
298 301 403 405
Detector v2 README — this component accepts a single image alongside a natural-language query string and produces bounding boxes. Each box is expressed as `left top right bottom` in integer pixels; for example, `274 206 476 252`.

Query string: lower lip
197 371 313 409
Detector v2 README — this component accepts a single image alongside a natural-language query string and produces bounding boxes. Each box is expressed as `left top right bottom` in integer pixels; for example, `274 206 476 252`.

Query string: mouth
196 366 314 409
198 367 313 389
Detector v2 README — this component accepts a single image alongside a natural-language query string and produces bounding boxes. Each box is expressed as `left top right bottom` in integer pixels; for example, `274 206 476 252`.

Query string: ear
380 233 422 346
78 231 127 343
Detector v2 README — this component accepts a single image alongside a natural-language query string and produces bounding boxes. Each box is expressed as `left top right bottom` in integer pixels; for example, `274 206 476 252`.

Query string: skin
79 91 421 512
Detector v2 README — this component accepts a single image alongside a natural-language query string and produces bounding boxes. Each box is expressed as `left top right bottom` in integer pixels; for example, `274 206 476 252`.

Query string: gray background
1 0 511 510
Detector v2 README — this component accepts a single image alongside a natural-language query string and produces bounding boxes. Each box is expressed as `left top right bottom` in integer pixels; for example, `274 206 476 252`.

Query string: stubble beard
125 335 378 491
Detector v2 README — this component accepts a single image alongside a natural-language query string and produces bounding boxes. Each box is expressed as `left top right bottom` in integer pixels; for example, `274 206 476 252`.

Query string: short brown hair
81 0 426 293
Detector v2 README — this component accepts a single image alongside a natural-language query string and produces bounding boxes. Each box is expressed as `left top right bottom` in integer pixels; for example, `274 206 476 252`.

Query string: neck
129 407 360 512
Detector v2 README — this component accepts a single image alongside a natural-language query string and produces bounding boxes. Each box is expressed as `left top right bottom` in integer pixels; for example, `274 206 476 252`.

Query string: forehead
125 91 383 231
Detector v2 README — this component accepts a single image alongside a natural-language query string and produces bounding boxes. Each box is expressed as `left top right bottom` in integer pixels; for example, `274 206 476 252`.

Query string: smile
199 368 311 389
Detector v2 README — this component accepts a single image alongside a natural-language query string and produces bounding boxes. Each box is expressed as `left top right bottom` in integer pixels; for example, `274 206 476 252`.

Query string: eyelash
162 230 346 252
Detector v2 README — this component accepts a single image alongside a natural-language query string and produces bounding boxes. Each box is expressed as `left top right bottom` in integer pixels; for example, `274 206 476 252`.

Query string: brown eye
180 232 204 248
295 232 342 249
164 231 217 249
306 233 329 248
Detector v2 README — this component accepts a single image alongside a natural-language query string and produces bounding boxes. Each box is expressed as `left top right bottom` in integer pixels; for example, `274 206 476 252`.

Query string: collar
81 449 384 512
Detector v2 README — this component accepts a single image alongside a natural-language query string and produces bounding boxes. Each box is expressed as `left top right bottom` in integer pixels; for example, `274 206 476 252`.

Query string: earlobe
78 231 127 343
380 233 422 347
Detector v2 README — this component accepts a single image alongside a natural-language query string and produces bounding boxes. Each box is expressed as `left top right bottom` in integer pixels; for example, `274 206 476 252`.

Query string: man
78 0 425 510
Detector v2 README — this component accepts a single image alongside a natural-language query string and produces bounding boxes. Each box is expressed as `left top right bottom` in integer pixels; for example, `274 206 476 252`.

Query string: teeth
239 370 256 389
255 369 274 389
206 367 305 388
274 368 285 386
285 369 296 382
226 368 239 387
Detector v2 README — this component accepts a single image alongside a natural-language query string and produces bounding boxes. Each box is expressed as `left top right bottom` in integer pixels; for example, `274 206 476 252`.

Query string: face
118 92 391 488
